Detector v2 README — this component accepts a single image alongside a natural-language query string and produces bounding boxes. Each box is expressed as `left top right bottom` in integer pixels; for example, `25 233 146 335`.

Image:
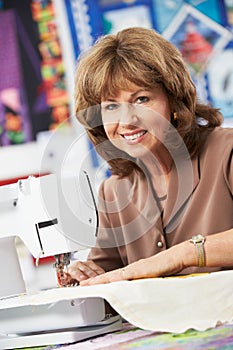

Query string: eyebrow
103 89 148 102
131 89 147 98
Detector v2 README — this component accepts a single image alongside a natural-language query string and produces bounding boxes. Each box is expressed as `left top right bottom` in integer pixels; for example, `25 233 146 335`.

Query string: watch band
189 234 206 267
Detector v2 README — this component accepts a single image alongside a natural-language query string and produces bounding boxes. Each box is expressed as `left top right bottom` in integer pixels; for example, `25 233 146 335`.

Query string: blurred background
0 0 233 291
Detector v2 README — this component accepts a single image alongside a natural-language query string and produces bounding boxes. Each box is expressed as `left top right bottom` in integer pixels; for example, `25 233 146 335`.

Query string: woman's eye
135 96 149 104
102 103 119 112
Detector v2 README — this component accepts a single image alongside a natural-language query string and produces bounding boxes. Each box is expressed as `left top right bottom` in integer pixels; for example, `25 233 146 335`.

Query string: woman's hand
64 260 105 285
80 241 193 286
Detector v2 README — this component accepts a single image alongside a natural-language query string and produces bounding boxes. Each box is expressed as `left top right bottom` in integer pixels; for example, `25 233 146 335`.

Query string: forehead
102 81 142 99
101 82 164 101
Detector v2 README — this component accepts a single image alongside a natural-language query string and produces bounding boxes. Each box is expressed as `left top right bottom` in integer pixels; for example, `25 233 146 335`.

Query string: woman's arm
80 228 233 285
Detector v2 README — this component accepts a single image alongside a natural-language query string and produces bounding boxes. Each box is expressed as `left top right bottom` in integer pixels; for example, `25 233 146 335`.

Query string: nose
119 103 138 127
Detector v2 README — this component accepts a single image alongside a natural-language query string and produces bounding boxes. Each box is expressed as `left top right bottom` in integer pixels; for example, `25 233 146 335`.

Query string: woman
66 27 233 286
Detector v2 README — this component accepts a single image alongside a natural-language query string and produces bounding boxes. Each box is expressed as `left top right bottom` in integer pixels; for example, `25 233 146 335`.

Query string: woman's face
101 83 171 160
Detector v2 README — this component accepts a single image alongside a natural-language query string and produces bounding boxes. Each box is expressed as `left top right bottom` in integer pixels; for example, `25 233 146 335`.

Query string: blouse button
157 241 163 248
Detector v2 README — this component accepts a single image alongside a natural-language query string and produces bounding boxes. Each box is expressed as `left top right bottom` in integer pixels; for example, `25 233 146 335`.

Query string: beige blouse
88 127 233 274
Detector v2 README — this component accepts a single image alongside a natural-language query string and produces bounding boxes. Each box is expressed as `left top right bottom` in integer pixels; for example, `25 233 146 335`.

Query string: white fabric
1 270 233 333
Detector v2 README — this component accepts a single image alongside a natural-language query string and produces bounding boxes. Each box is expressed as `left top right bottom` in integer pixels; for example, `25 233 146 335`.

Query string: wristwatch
189 234 206 267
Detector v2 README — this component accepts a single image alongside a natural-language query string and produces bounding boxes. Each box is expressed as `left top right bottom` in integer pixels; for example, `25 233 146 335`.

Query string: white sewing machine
0 173 122 349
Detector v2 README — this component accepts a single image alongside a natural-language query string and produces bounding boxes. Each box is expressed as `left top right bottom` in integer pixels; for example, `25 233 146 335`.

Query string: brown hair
75 27 222 177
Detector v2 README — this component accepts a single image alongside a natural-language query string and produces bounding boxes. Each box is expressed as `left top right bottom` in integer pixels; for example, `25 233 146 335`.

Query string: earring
173 112 177 120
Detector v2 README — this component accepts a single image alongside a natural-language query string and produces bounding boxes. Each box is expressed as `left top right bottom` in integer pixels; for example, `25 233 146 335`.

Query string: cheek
153 106 171 122
103 120 117 140
103 124 113 140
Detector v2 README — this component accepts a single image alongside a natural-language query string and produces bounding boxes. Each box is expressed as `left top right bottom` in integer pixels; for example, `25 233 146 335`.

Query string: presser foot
54 254 83 288
54 253 73 287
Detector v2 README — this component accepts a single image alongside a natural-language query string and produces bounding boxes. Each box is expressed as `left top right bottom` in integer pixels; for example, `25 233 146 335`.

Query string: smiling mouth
122 130 147 141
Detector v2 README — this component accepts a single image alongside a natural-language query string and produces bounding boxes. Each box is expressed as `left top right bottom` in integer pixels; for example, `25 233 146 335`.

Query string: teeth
124 131 145 140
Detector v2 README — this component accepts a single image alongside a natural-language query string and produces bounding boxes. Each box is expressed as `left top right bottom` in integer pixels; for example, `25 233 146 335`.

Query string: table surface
16 321 233 350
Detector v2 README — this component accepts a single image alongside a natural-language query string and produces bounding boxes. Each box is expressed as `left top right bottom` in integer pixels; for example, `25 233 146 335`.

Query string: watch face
192 234 205 244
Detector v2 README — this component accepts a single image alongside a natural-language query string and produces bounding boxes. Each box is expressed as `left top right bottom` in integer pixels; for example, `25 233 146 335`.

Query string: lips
123 130 146 140
121 130 147 141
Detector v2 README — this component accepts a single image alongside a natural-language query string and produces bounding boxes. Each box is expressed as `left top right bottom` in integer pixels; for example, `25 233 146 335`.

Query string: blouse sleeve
223 140 233 195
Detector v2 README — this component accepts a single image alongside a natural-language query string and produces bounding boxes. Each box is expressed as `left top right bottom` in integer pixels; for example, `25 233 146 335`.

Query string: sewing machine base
0 315 122 349
0 296 106 334
0 293 122 349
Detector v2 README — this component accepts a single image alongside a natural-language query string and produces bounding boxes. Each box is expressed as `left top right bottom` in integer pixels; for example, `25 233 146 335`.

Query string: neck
140 149 173 198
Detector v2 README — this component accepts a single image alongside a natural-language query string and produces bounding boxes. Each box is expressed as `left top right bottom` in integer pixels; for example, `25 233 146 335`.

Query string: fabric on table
1 270 233 334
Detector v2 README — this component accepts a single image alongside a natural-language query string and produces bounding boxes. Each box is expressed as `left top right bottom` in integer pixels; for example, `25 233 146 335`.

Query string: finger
85 260 105 275
63 272 79 285
80 267 128 286
77 261 103 278
68 261 104 280
77 261 105 276
66 264 88 281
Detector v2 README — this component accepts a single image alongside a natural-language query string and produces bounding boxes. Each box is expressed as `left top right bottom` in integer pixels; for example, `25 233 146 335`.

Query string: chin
126 149 149 160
